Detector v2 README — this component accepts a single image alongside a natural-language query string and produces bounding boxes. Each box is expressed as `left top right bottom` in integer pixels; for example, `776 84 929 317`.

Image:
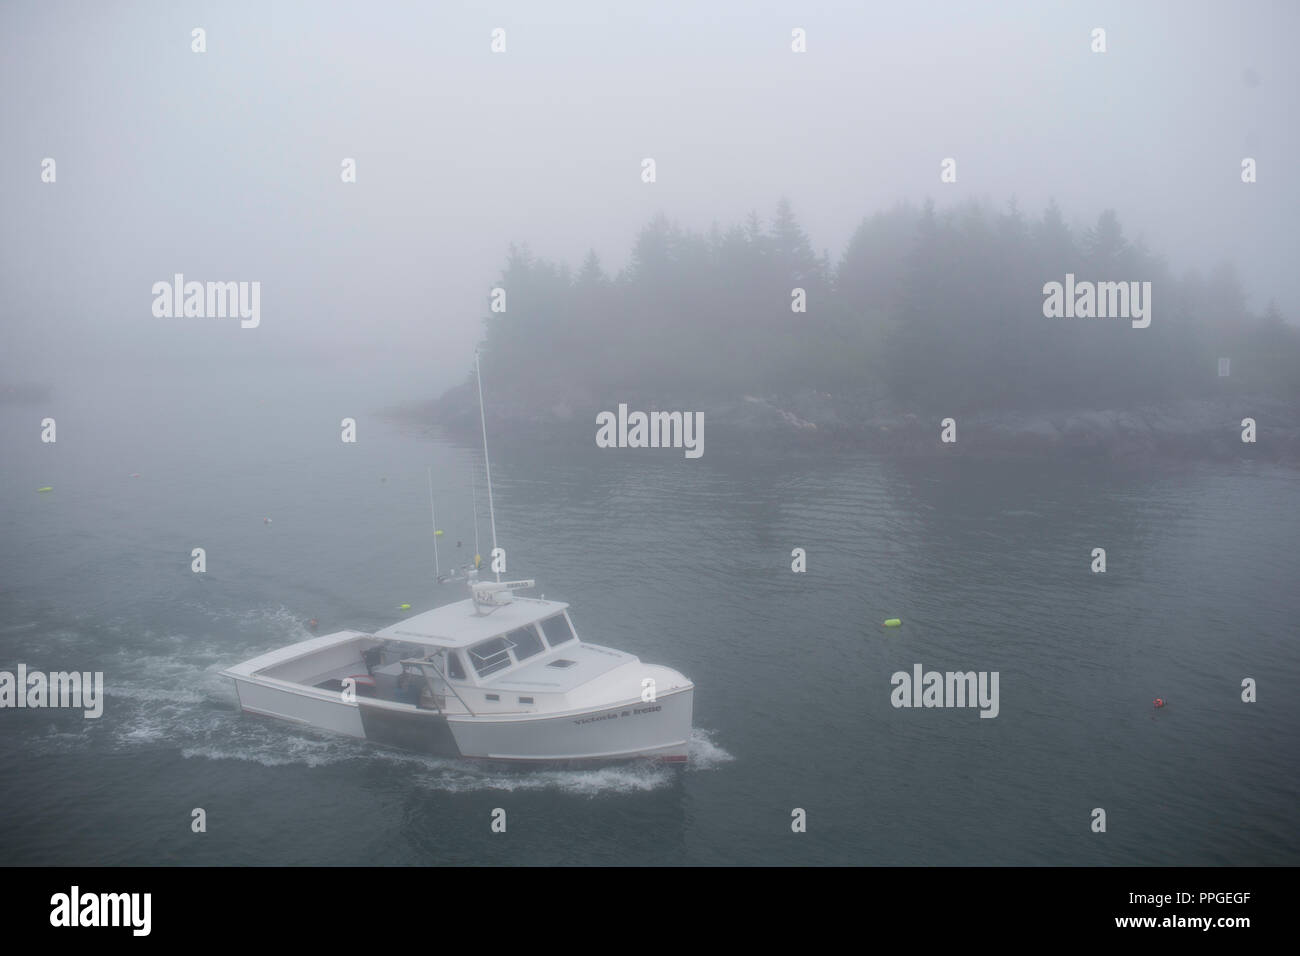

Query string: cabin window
446 651 465 680
468 636 513 677
519 696 534 704
485 694 499 701
547 659 576 668
541 614 575 647
508 625 544 661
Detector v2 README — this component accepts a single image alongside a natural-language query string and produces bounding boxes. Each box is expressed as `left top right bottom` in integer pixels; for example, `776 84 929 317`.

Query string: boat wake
178 725 731 795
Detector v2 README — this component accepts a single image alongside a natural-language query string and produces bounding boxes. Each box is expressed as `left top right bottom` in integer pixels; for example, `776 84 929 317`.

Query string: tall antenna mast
470 464 480 568
427 467 439 579
475 350 500 582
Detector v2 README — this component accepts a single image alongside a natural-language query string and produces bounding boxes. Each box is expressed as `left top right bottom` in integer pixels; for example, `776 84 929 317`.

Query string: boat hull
227 675 693 763
448 686 693 762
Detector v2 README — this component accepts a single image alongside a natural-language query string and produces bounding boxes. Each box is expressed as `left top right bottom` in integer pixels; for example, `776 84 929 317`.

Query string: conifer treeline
476 199 1298 412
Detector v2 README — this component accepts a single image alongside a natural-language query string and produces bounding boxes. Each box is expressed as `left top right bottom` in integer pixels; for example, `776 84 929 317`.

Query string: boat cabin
349 595 583 711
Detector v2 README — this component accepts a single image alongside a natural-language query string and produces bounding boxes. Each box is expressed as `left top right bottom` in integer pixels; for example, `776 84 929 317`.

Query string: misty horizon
3 0 1296 400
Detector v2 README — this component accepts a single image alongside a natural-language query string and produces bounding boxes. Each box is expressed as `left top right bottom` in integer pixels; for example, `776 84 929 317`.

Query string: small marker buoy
399 603 411 610
435 529 444 536
883 618 902 628
130 473 140 478
1154 698 1166 708
307 618 318 629
38 486 53 493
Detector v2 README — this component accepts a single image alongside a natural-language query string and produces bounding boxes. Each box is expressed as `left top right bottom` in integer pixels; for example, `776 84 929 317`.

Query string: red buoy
1153 698 1165 708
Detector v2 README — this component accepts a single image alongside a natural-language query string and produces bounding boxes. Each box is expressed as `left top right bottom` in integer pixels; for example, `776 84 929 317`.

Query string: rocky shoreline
391 382 1300 465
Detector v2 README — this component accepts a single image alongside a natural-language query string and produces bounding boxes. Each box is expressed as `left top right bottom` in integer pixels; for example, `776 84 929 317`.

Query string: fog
4 2 1300 876
1 0 1296 402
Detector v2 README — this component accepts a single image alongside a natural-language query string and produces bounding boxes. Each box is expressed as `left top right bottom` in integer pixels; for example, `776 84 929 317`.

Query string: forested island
410 199 1300 462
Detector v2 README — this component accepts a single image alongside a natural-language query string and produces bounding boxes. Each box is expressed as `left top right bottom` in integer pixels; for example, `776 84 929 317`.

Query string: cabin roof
478 641 634 694
373 596 570 648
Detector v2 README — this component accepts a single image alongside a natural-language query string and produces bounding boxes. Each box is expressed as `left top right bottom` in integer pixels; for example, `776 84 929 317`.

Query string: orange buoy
1153 698 1166 708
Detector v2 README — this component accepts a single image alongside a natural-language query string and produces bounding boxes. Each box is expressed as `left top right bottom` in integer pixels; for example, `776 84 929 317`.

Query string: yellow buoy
435 530 444 536
399 604 411 610
883 618 902 628
38 486 53 493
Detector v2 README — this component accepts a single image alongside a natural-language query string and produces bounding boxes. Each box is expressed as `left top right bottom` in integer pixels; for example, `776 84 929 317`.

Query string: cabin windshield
508 625 544 661
463 613 577 680
540 614 575 647
468 636 512 677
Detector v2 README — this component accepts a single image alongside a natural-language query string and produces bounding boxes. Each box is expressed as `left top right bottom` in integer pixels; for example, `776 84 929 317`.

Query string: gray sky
2 0 1296 395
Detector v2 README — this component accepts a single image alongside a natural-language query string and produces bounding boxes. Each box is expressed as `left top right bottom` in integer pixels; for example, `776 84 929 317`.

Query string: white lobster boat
223 352 693 762
222 578 694 762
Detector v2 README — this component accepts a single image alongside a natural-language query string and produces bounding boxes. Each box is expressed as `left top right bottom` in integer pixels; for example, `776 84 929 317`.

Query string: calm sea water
2 367 1297 865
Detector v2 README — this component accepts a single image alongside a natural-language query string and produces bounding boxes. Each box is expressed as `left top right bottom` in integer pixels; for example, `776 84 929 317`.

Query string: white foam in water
182 726 734 795
685 727 734 770
183 725 363 768
14 606 291 754
26 724 96 755
411 759 672 795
